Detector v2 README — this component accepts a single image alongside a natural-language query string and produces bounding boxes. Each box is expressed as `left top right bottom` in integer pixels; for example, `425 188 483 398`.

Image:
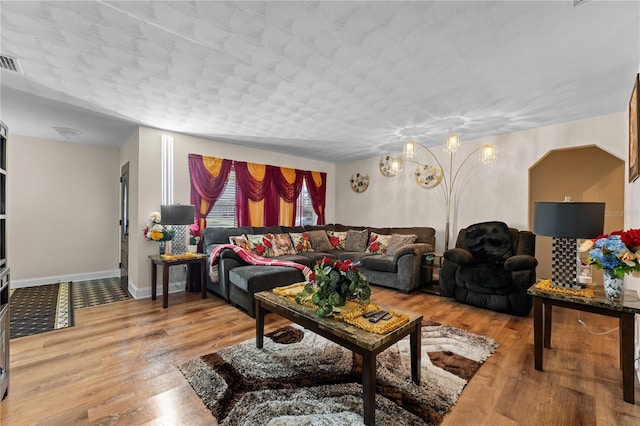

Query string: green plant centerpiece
296 256 371 318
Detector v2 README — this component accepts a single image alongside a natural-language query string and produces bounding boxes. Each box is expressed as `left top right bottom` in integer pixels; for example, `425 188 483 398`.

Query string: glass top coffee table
254 291 423 426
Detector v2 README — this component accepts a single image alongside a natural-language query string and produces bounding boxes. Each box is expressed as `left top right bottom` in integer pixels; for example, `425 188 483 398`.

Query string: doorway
529 146 625 280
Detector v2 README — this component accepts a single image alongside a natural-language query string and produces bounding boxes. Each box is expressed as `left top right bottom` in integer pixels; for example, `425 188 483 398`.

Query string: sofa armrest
392 243 433 261
504 255 538 272
443 248 473 265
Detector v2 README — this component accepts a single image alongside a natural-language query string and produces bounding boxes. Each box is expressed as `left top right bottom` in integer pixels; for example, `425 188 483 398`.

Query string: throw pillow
307 230 334 252
270 233 297 256
246 234 275 257
327 231 348 250
229 234 251 250
344 229 369 252
289 232 314 254
365 232 393 255
386 234 417 256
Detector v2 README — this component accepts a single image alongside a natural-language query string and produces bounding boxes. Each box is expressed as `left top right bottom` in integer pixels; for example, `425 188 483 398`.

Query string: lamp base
550 237 586 290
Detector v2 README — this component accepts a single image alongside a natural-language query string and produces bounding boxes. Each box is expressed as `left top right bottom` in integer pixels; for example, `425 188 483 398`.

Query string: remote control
381 313 392 321
363 310 381 318
369 310 389 323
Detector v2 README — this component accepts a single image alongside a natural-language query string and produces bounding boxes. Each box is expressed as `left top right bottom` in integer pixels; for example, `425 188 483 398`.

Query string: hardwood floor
2 287 640 425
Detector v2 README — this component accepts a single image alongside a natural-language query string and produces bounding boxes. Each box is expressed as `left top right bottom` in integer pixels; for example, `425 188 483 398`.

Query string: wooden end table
254 291 423 425
149 254 208 308
528 283 640 403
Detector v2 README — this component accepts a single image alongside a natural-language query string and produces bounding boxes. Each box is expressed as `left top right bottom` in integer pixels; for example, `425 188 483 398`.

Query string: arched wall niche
529 145 625 280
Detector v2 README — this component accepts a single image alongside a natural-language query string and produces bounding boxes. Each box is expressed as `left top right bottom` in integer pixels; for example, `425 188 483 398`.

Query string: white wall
8 135 120 287
127 127 335 298
335 112 625 254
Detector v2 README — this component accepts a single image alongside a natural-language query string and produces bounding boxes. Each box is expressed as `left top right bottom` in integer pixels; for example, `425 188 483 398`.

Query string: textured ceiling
0 1 638 163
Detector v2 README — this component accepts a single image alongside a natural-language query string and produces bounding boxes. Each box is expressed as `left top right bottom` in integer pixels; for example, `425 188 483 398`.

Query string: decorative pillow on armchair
246 234 275 257
270 233 297 256
327 231 348 250
365 232 393 255
464 221 513 263
289 232 314 254
229 234 251 250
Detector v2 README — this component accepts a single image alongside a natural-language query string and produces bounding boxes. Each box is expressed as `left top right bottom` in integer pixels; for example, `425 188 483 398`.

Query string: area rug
178 321 498 425
9 282 73 338
72 277 129 309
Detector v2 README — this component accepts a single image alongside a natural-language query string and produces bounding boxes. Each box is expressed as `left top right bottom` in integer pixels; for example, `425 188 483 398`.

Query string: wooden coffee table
254 291 423 426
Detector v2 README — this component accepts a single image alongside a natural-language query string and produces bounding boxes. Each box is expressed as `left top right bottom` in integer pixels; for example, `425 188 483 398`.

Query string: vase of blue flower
603 269 624 301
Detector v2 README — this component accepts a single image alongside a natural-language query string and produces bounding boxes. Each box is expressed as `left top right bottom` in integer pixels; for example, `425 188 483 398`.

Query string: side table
421 253 442 295
149 254 208 308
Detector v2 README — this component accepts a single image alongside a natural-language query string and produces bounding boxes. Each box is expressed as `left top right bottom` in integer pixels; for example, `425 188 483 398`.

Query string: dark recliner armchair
440 221 538 316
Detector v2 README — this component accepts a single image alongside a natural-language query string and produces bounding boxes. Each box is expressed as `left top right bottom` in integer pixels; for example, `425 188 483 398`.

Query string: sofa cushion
299 251 338 264
366 232 392 254
344 229 369 251
289 232 314 253
390 227 435 245
270 233 297 256
247 234 275 257
308 230 333 252
361 255 397 273
327 231 347 250
456 264 511 295
229 266 304 293
203 226 252 245
273 254 314 267
281 226 305 233
335 251 372 264
252 226 283 234
386 234 417 256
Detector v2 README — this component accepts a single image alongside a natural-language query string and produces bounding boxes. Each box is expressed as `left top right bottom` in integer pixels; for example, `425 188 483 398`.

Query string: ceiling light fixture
385 136 497 250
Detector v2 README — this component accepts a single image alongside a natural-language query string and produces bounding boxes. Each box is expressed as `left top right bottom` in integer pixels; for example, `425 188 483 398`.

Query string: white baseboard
11 269 120 289
128 280 186 299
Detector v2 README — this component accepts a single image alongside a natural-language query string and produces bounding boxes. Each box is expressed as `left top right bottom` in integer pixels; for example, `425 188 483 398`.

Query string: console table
149 254 208 308
528 283 640 403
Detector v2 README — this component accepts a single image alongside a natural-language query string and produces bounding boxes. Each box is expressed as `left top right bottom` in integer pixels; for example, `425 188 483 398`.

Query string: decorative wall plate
414 165 443 189
350 173 369 193
378 155 402 177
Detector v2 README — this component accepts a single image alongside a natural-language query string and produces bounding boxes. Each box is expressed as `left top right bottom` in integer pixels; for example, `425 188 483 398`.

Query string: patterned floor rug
10 277 129 339
178 321 499 425
9 282 73 338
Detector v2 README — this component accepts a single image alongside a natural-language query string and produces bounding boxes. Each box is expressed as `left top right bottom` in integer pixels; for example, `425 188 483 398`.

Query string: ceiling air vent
0 54 23 74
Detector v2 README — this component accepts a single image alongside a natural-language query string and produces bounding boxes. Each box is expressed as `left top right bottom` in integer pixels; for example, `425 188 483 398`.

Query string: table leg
621 312 635 403
410 323 421 385
544 302 552 349
162 263 169 309
256 300 265 349
151 262 157 301
361 352 376 426
533 296 543 371
201 258 207 299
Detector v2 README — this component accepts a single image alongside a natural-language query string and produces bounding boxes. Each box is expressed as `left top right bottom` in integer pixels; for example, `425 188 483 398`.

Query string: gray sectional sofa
202 224 436 317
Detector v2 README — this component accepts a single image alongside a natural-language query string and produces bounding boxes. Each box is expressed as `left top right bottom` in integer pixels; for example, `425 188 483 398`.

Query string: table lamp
161 204 195 255
533 199 605 289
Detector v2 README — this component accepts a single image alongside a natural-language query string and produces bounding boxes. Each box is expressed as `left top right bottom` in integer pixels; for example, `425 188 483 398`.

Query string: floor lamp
161 204 195 255
533 200 605 289
380 134 496 250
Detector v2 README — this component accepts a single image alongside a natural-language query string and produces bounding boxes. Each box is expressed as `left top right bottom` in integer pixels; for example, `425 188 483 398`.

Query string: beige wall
127 127 336 298
8 135 120 286
529 146 625 280
335 113 626 254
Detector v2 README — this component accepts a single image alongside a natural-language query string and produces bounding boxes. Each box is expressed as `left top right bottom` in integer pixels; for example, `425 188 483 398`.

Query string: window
206 170 236 227
206 170 317 227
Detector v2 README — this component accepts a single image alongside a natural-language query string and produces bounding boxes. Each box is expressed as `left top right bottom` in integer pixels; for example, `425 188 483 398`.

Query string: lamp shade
533 201 605 239
161 204 195 225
